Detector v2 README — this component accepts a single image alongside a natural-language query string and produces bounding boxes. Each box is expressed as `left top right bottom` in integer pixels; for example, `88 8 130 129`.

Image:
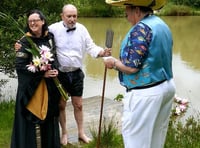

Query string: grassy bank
1 100 200 148
0 100 15 148
157 2 200 16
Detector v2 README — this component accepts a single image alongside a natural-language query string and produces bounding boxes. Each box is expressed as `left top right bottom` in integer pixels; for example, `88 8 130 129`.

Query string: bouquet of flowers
26 44 68 101
26 45 53 72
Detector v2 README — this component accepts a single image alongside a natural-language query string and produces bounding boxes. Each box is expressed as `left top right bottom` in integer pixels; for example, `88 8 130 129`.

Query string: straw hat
105 0 166 10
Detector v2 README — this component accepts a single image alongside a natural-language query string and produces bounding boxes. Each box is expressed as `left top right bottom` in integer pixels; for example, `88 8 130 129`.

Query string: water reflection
163 16 200 70
78 17 200 114
80 16 200 72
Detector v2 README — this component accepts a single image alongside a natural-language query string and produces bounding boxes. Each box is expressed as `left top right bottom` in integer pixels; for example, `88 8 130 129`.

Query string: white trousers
122 79 176 148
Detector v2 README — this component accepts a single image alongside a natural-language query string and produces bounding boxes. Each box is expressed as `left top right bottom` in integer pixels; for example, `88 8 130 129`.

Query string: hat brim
105 0 166 10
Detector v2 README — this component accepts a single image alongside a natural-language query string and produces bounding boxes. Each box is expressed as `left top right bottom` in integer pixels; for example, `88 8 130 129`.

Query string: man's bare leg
71 96 91 143
59 98 68 145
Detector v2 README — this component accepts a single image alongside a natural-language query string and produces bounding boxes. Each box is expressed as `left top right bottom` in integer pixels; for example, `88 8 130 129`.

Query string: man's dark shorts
58 69 84 97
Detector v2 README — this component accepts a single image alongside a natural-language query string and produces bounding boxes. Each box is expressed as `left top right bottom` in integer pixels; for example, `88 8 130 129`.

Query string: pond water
1 16 200 116
80 16 200 116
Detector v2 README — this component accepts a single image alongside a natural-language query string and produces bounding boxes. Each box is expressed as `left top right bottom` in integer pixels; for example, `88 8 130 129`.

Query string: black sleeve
15 37 32 71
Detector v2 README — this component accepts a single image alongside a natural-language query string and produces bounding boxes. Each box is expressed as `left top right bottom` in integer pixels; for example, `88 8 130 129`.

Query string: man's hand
98 48 112 57
104 48 112 56
14 41 22 51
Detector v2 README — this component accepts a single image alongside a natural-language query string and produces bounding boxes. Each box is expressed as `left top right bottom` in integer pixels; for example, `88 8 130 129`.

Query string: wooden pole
96 29 114 148
96 66 107 148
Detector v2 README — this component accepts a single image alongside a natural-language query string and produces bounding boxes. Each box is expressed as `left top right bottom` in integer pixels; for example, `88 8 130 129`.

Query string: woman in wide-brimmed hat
104 0 176 148
106 0 166 10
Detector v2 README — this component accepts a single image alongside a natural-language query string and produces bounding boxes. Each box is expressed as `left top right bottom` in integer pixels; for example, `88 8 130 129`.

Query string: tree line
1 0 199 18
171 0 200 7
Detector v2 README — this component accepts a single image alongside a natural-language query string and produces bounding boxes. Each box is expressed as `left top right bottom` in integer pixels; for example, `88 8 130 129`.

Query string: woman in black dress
11 9 61 148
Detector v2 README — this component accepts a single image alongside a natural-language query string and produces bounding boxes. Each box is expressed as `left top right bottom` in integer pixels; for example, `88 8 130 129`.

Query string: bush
159 3 194 16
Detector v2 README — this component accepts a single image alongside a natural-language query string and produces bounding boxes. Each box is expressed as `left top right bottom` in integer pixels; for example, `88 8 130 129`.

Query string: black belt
59 68 80 73
126 80 166 92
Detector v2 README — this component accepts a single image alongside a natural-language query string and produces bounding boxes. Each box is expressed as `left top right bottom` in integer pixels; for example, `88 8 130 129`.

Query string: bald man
49 4 111 145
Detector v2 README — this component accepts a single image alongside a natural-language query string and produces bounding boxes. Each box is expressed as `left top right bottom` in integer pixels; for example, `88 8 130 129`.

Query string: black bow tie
66 27 76 32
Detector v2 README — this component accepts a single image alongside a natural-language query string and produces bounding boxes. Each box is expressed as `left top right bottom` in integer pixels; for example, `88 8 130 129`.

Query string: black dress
11 32 61 148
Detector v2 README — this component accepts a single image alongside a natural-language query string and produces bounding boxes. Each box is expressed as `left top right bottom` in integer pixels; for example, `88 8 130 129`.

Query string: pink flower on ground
173 94 189 117
179 104 187 112
181 98 188 105
175 106 181 115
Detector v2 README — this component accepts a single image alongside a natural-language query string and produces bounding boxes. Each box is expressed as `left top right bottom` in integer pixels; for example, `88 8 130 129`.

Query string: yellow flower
32 56 41 67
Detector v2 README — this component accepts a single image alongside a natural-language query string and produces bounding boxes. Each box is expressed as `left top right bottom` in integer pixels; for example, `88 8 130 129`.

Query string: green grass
165 115 200 148
157 2 195 16
84 116 124 148
1 100 200 148
0 100 15 148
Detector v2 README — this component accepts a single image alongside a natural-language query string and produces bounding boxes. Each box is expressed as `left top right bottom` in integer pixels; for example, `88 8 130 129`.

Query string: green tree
0 0 64 76
170 0 200 7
